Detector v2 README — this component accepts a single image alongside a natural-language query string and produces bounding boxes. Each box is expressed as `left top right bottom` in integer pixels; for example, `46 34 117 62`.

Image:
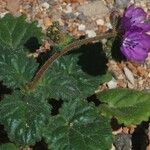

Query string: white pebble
74 12 80 16
123 66 135 85
41 2 50 9
63 4 72 13
96 19 104 26
85 30 96 38
106 22 113 29
101 39 107 44
107 79 117 89
0 12 9 18
78 24 86 31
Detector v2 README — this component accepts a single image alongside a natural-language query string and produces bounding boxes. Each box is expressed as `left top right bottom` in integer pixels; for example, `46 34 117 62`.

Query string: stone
107 79 117 89
63 4 73 13
85 30 96 38
41 2 50 9
114 0 130 8
6 0 21 14
43 17 52 28
78 24 86 31
77 1 109 18
96 19 105 26
123 66 135 85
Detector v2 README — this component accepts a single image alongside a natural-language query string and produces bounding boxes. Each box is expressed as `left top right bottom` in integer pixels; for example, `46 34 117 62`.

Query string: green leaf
0 143 18 150
0 14 43 88
97 88 150 125
0 14 43 50
43 99 113 150
0 49 38 88
35 53 111 100
0 92 51 146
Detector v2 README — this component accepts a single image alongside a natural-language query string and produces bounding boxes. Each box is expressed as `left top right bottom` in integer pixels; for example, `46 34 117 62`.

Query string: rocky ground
0 0 150 150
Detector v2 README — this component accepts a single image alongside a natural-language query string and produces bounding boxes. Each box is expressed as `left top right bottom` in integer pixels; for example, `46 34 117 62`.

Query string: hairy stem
27 31 116 90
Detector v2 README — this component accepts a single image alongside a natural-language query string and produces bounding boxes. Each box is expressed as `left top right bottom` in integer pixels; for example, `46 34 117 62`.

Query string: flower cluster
121 5 150 62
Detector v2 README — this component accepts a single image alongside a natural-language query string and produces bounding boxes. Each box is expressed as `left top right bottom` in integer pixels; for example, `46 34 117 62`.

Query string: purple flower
121 5 150 32
121 31 150 62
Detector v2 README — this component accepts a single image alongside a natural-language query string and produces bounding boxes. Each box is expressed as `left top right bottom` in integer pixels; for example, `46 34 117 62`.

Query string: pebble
96 19 105 26
85 30 96 38
114 0 130 8
77 1 109 18
0 11 8 18
78 24 86 31
101 38 107 44
63 4 72 13
41 2 50 9
106 22 113 29
123 66 135 85
107 79 117 89
63 13 75 19
127 81 135 89
43 17 52 28
77 13 87 21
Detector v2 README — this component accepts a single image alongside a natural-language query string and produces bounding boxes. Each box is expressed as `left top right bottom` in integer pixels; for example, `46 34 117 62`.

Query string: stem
27 31 116 90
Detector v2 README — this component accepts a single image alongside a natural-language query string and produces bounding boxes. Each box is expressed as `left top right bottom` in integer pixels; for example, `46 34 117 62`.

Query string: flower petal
131 7 146 23
124 5 135 17
121 5 148 32
121 32 150 62
121 44 148 62
137 23 150 32
139 34 150 48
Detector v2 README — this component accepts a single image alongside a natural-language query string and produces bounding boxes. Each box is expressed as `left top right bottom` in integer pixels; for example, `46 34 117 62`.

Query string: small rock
101 39 107 44
63 4 72 13
6 0 21 14
41 2 50 9
0 11 9 18
74 12 80 16
96 19 105 26
107 79 117 89
123 66 135 85
114 133 132 150
111 144 116 150
43 17 52 28
78 24 86 31
77 1 109 18
114 0 130 8
77 12 87 21
106 22 113 29
127 81 134 89
63 13 75 19
85 30 96 38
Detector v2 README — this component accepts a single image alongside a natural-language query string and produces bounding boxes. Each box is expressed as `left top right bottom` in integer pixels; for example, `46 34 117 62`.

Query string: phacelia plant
0 5 150 150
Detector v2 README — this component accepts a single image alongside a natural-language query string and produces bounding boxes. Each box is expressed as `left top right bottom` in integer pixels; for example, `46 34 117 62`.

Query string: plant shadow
0 82 12 144
24 37 41 53
71 41 108 76
111 35 126 62
132 121 149 150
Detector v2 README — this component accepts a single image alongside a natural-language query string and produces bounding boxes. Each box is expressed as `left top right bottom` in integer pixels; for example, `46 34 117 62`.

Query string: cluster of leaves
0 14 150 150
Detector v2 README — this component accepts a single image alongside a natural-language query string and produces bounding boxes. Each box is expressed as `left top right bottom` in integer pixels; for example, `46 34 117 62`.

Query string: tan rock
6 0 21 14
43 17 52 28
77 1 109 18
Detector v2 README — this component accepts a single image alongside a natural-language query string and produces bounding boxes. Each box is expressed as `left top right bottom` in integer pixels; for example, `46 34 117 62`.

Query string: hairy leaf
0 143 18 150
43 99 113 150
0 92 51 146
0 49 38 88
35 53 111 100
97 88 150 125
0 14 43 88
0 14 43 50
